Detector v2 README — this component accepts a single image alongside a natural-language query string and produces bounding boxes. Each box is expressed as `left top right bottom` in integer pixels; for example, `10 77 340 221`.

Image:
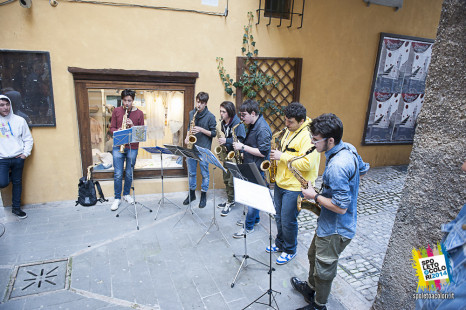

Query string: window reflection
88 89 184 171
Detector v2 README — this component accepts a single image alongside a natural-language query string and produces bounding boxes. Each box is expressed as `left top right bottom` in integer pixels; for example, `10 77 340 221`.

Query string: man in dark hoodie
183 92 217 208
0 95 34 219
217 101 246 216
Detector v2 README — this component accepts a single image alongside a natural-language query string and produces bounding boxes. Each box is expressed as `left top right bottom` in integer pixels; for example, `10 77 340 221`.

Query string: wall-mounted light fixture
19 0 32 8
50 0 58 7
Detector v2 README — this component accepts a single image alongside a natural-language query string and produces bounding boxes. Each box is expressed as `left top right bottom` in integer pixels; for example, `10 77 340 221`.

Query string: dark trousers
222 168 234 203
0 157 25 210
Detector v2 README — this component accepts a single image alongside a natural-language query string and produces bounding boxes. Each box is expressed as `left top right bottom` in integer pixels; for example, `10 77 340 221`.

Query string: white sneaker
111 199 121 211
123 195 134 204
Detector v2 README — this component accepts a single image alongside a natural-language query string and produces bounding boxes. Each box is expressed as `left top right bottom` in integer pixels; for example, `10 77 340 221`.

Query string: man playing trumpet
217 101 246 216
268 102 320 264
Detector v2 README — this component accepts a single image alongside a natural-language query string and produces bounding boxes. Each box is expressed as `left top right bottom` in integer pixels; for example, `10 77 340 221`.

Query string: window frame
69 67 198 180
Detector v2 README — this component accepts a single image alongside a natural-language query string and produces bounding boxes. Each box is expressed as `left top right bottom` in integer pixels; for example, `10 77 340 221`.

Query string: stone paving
297 165 407 303
0 165 407 310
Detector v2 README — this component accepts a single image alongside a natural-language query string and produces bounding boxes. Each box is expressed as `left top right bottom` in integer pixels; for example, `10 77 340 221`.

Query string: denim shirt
316 141 369 239
416 204 466 310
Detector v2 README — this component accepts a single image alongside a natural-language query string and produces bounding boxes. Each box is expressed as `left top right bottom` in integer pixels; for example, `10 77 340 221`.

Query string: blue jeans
244 170 265 230
112 147 138 199
274 185 301 254
0 157 25 210
187 158 210 192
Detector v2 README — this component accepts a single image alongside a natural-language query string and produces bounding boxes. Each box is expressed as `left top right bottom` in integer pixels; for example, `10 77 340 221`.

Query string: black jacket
243 115 272 170
188 107 217 150
221 114 246 152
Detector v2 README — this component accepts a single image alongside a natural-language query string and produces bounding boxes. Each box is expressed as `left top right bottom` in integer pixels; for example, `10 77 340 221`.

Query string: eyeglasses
311 137 327 144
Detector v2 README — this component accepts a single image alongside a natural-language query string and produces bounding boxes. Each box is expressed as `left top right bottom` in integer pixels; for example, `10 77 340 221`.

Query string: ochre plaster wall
0 0 443 204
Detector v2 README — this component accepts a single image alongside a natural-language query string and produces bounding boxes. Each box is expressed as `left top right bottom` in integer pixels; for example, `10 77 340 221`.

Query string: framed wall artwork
0 50 56 127
362 33 434 145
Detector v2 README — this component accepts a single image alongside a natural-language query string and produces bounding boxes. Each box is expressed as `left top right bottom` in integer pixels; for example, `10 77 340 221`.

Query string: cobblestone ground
297 165 407 303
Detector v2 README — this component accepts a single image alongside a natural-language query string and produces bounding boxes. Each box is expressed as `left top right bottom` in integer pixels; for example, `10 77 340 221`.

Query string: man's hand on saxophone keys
270 150 282 161
218 137 226 145
302 182 317 200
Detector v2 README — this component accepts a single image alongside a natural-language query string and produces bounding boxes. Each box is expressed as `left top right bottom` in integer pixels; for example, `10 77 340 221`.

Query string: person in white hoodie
0 94 33 219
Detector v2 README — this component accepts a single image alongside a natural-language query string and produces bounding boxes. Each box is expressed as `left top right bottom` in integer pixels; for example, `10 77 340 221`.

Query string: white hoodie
0 95 34 159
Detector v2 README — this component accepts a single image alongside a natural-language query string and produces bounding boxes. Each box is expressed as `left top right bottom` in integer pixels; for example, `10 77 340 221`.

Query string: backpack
75 165 108 207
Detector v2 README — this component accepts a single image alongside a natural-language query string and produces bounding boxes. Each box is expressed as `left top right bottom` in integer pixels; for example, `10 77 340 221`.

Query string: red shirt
110 106 145 150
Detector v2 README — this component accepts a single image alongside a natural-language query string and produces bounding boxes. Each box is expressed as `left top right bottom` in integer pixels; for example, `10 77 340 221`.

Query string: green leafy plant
217 12 283 116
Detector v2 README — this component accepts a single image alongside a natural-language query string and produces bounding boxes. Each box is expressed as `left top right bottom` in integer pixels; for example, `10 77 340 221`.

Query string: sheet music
233 177 275 215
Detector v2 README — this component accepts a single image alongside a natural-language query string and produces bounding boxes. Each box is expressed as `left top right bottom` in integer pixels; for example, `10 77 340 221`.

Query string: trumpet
187 108 199 149
287 146 321 216
214 119 228 161
119 106 128 153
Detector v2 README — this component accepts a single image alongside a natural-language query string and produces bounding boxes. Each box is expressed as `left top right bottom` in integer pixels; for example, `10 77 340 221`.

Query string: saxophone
287 146 321 216
260 127 286 182
119 106 128 153
214 119 228 161
227 121 244 164
187 108 199 149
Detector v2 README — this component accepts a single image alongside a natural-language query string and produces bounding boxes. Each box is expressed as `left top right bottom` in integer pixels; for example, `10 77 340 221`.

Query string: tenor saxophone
187 108 199 149
260 127 286 181
287 146 321 216
214 118 228 161
119 106 128 153
227 121 244 164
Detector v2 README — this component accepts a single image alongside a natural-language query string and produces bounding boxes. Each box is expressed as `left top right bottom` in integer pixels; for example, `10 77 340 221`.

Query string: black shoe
183 190 196 205
217 202 226 209
296 302 327 310
199 191 207 208
12 209 27 219
291 277 315 304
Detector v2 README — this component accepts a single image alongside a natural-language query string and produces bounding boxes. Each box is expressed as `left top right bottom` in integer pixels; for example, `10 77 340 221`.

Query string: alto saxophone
260 127 286 182
119 106 128 153
187 108 199 149
287 146 321 216
214 119 228 161
227 121 244 164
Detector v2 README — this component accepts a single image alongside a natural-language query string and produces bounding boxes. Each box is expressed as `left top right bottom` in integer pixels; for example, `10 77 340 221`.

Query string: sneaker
123 195 134 204
217 202 226 209
266 244 281 253
12 209 27 219
297 302 327 310
232 228 254 239
111 199 121 211
236 219 260 227
276 252 297 265
221 202 235 217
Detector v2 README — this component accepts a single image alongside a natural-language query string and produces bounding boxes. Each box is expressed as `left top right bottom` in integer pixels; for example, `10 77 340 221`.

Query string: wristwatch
314 194 320 203
241 145 245 151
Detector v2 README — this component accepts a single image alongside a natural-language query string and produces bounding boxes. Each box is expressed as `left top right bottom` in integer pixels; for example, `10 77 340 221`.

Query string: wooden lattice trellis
235 57 302 134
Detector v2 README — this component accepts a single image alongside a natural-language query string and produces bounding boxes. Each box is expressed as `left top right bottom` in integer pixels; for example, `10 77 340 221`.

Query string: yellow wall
0 0 443 204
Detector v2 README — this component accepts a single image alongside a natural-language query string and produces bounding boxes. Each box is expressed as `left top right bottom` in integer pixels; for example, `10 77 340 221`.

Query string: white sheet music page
233 177 275 215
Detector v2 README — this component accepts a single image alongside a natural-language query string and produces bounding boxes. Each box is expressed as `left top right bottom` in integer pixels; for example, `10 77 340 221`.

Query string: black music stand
142 146 182 220
195 146 230 246
114 126 152 230
231 165 281 309
164 144 207 229
228 162 269 288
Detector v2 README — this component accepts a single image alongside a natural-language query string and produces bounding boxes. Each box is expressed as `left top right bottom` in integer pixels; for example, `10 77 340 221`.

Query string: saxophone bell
297 195 321 216
260 160 271 171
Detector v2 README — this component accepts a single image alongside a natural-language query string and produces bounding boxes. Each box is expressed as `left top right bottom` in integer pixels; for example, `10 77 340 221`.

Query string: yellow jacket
275 117 320 191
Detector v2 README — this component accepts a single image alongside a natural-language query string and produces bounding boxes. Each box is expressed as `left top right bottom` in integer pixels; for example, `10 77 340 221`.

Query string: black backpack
75 165 108 207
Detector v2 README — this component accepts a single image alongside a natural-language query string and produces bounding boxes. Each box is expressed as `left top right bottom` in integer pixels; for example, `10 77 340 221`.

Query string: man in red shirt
109 89 144 211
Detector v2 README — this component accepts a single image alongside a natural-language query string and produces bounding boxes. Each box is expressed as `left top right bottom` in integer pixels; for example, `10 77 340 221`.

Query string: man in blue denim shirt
416 160 466 310
291 113 369 310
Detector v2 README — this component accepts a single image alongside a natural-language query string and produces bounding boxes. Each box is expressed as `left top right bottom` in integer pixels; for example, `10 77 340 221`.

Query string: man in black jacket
217 101 246 216
183 92 217 208
232 99 272 238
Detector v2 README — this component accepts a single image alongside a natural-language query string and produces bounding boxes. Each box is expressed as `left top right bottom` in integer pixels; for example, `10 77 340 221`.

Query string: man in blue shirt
291 113 369 310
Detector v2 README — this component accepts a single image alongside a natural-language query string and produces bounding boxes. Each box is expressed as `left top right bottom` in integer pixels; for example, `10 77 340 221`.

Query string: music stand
233 175 281 309
142 146 182 220
228 162 269 288
194 146 229 246
114 126 152 230
164 144 207 229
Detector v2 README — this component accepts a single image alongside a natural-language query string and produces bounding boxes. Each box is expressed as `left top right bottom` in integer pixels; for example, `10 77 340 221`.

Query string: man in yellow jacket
267 102 320 264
